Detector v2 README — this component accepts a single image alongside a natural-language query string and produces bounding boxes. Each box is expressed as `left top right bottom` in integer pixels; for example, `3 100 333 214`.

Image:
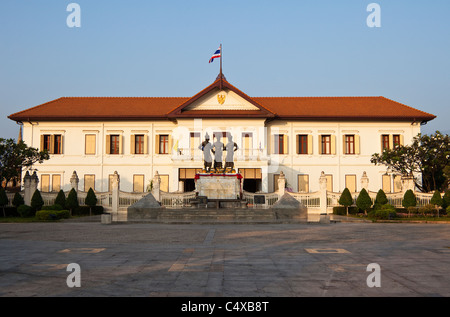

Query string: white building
8 74 435 196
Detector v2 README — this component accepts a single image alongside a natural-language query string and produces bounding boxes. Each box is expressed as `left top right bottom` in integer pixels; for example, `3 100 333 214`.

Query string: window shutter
400 135 404 146
355 135 360 155
318 135 322 155
296 135 299 154
271 135 275 154
342 135 346 154
106 135 111 154
130 135 135 154
49 135 55 154
168 135 173 154
155 135 160 154
331 135 336 155
40 135 44 151
60 135 64 154
283 135 288 154
118 135 123 154
143 135 148 154
389 135 393 150
307 135 313 155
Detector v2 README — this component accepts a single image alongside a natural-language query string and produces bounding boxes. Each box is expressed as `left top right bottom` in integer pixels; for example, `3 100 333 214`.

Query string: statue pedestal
195 173 242 200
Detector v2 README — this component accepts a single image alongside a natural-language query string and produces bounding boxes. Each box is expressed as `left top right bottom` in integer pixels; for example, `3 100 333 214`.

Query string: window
133 175 145 192
298 174 309 193
345 135 355 155
273 134 287 154
85 134 96 155
84 175 95 192
135 135 145 154
40 134 63 154
159 135 169 154
345 175 357 193
393 134 401 148
382 134 390 150
41 174 50 192
190 132 201 157
52 175 61 192
110 135 120 154
297 135 308 154
242 133 253 157
321 135 331 154
382 174 391 193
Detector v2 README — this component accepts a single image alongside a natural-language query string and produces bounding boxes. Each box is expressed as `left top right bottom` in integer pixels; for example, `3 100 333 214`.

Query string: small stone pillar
23 171 32 206
178 180 184 193
111 171 120 213
152 171 161 202
319 171 328 214
70 171 79 192
277 171 286 199
361 171 369 191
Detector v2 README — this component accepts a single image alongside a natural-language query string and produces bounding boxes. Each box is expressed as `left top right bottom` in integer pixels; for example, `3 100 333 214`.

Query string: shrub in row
35 210 70 221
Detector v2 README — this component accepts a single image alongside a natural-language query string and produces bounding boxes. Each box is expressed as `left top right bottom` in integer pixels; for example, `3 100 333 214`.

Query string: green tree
338 188 353 216
430 190 443 217
31 189 44 211
371 131 450 192
0 187 9 217
374 189 388 205
85 187 97 216
356 188 372 215
55 190 66 209
442 190 450 209
12 192 24 208
0 138 49 188
402 189 417 208
66 188 79 216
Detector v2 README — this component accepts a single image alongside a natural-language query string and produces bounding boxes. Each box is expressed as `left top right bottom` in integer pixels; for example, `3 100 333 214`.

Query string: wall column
319 171 328 214
111 171 120 213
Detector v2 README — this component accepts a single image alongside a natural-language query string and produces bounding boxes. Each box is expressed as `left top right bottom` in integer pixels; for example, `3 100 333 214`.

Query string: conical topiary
338 188 353 216
356 188 372 215
85 187 97 216
31 189 44 211
402 189 416 208
66 188 79 216
55 189 66 209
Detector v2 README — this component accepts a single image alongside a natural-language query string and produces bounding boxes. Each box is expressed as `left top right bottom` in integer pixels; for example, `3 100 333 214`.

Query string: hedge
17 205 35 218
36 210 70 221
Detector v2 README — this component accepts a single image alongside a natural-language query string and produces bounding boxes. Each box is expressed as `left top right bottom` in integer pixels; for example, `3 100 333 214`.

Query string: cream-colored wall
21 119 421 193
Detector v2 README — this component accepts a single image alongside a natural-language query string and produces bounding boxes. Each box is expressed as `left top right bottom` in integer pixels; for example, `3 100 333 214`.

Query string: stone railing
242 191 279 208
160 191 197 208
287 191 321 208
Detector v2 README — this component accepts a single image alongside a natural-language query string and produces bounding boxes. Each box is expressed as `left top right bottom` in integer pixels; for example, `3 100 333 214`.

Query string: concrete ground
1 219 449 299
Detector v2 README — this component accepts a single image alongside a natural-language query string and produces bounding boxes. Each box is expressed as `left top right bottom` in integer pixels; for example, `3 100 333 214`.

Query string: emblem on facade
217 93 226 105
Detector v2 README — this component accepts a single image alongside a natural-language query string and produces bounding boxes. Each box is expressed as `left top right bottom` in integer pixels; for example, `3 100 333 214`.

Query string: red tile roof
8 78 436 123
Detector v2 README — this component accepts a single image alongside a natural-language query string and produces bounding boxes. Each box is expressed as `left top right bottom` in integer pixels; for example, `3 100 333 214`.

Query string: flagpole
220 43 222 78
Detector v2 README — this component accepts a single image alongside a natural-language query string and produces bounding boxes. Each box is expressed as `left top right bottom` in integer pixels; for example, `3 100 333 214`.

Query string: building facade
8 75 436 195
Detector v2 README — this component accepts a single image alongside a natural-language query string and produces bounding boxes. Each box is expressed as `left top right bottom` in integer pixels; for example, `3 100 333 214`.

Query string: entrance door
179 168 203 192
238 168 262 193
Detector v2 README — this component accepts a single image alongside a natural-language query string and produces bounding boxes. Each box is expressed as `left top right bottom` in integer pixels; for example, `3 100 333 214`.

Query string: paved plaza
0 219 450 299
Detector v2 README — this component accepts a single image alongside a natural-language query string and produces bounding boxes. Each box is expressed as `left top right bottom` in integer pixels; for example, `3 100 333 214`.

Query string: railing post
152 171 161 202
319 171 328 214
111 171 120 213
23 171 32 206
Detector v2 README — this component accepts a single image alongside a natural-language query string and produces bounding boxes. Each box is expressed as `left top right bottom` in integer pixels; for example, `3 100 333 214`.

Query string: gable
183 88 260 111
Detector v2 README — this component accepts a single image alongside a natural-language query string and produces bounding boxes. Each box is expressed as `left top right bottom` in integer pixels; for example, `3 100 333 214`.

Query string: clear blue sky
1 0 449 141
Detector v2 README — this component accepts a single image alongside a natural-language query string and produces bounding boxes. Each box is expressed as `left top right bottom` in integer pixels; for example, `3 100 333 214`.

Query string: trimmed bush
55 190 66 209
66 188 79 216
368 204 397 220
447 206 450 215
443 190 450 209
402 189 416 208
72 205 104 216
338 188 353 215
333 206 358 216
31 189 44 211
36 209 70 221
418 204 435 217
374 189 388 206
41 204 64 211
17 204 35 218
356 188 372 214
85 187 97 216
12 192 24 208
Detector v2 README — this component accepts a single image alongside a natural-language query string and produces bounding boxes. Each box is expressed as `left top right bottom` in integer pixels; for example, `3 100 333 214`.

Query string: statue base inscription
195 173 242 200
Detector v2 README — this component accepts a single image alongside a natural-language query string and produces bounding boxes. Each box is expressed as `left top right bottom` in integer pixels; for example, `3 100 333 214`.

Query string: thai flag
209 47 221 63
